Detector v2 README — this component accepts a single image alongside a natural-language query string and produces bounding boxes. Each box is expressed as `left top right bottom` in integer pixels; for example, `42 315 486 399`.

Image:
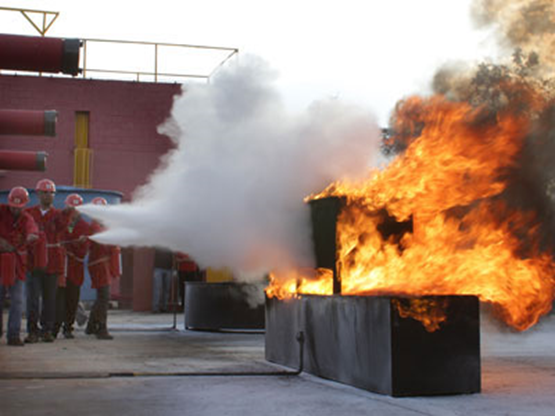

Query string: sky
0 0 499 126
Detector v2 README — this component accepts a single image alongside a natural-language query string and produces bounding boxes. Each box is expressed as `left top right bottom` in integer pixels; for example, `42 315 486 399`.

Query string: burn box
265 294 481 396
265 196 481 396
185 282 265 331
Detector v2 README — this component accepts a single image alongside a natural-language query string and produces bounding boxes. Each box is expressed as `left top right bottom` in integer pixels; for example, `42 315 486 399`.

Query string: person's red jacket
26 206 68 275
0 205 38 286
61 215 91 286
175 252 198 272
88 221 120 289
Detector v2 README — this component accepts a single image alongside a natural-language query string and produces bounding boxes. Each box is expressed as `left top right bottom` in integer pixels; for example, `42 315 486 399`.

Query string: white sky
0 0 499 125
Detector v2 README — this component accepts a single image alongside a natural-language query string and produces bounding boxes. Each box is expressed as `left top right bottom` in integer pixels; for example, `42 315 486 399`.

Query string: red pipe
0 34 81 76
0 151 47 171
0 109 57 136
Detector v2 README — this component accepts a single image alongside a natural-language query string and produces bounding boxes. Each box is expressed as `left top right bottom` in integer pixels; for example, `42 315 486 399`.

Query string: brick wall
0 74 182 200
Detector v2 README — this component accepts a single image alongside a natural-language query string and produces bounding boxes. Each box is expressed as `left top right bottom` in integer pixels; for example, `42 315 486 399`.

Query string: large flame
267 92 555 331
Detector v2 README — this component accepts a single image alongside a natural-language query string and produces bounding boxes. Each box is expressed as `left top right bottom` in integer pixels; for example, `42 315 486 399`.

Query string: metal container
308 197 344 293
0 34 81 75
308 196 413 294
185 282 265 331
0 109 57 137
0 150 47 171
265 294 481 396
265 198 479 396
0 186 123 208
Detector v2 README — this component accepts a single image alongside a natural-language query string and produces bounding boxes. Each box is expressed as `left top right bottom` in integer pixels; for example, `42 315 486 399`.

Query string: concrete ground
1 309 555 416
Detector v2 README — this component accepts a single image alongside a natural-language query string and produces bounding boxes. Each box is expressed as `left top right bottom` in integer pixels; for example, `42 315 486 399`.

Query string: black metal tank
185 282 265 331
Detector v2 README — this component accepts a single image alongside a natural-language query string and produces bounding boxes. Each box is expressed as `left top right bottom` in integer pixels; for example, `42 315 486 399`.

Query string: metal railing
0 6 59 36
80 38 239 83
0 6 239 83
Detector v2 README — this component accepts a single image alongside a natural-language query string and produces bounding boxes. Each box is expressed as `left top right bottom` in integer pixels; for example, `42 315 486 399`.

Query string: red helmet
8 186 30 208
35 179 56 193
92 197 107 206
65 193 84 207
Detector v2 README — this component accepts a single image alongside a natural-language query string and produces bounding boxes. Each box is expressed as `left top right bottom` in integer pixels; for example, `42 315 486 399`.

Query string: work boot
62 324 74 339
24 332 40 344
85 320 99 335
96 331 113 340
96 325 113 340
53 323 63 339
41 332 55 343
7 337 24 347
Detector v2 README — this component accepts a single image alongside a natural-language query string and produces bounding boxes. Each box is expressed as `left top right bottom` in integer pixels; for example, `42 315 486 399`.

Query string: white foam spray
80 55 382 277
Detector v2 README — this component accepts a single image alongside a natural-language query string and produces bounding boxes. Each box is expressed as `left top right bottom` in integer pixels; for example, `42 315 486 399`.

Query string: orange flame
267 94 555 331
392 298 449 333
266 268 333 300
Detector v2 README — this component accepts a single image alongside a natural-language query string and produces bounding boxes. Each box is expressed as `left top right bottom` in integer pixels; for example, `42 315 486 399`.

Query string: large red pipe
0 151 47 171
0 109 57 136
0 34 81 76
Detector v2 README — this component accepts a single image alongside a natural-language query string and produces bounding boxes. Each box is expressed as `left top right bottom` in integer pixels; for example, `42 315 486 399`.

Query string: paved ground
1 309 554 415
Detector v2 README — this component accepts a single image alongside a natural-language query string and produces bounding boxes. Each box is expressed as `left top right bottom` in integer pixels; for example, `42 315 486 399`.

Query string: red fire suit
56 214 91 336
175 252 201 308
0 205 38 286
175 252 198 272
26 206 67 276
62 217 91 286
88 222 120 289
25 205 69 337
86 221 120 338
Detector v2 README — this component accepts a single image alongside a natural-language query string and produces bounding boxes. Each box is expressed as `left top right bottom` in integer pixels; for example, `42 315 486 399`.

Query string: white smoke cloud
80 54 382 276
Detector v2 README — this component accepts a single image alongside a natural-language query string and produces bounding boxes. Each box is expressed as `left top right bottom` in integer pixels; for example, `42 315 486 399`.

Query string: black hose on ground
110 330 305 378
0 331 305 380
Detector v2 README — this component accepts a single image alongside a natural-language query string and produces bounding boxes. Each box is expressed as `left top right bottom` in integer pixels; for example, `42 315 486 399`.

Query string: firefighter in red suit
0 187 39 346
54 193 90 339
25 179 69 343
175 252 201 310
86 197 120 340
